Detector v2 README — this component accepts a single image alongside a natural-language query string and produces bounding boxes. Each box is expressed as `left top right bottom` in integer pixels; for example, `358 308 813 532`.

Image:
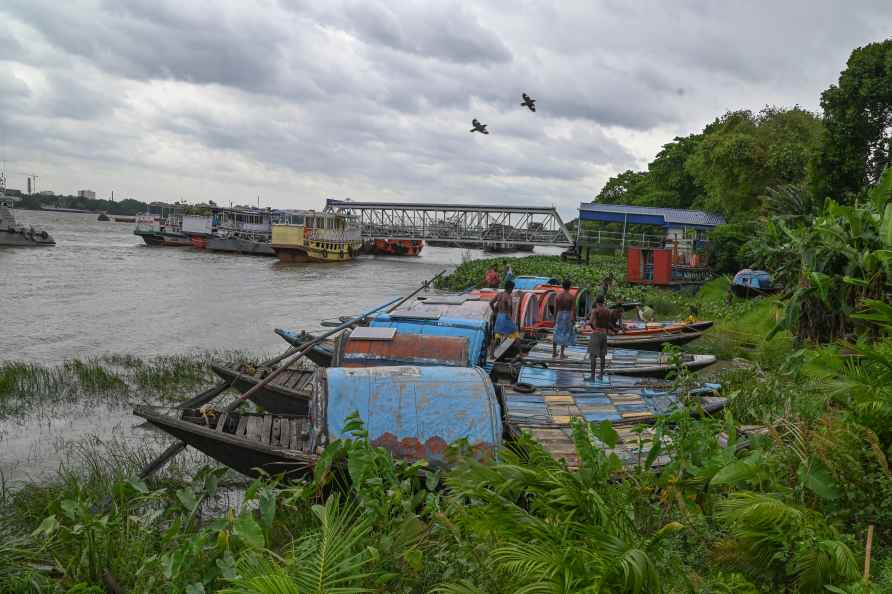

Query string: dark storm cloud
0 0 890 213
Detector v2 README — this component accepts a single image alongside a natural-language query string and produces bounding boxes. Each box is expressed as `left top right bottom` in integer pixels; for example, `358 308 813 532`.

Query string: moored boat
135 365 502 478
134 205 191 246
369 239 423 256
114 216 136 223
521 341 716 377
206 207 279 256
271 210 363 263
731 269 779 298
210 362 315 415
502 383 727 468
97 213 110 221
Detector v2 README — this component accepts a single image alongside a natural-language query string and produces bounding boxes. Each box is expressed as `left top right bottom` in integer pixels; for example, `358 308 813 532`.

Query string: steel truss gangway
323 199 574 247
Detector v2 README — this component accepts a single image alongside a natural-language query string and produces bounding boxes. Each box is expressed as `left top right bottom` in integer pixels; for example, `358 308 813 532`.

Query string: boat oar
137 270 443 480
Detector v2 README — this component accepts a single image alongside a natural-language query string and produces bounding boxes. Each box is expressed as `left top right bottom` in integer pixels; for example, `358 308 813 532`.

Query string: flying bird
521 93 536 112
470 119 489 134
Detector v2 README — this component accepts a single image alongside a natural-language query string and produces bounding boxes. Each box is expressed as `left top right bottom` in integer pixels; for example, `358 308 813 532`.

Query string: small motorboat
97 213 111 221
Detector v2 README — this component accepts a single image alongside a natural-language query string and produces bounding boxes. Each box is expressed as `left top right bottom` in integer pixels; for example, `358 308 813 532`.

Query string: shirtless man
490 280 518 354
588 295 613 379
552 278 575 358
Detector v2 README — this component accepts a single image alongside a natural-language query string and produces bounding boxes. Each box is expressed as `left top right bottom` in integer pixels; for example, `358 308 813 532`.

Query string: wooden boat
210 362 314 415
571 328 704 350
502 384 727 469
114 216 136 223
516 365 721 392
97 213 110 221
135 366 502 478
332 327 470 367
521 342 716 377
135 406 316 479
273 329 337 367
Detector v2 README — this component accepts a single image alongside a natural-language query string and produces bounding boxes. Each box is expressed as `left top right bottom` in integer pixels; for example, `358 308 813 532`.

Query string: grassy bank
3 256 892 592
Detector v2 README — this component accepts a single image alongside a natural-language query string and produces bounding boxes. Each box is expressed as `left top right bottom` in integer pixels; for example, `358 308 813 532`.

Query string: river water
0 209 558 486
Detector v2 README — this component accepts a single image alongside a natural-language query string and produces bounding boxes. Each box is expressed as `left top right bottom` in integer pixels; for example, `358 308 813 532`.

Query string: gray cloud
0 0 890 216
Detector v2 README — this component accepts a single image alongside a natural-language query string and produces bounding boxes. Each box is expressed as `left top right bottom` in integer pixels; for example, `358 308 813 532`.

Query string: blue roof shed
578 203 725 230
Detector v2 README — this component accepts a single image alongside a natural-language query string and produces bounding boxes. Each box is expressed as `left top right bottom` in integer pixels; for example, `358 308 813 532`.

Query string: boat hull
731 284 780 299
134 407 315 479
137 231 192 247
206 236 276 256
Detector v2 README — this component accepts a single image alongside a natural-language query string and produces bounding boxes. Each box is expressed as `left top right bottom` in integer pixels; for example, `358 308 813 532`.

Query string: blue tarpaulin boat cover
320 366 501 463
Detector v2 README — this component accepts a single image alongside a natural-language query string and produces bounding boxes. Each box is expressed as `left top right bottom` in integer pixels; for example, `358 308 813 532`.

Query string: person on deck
490 279 519 353
552 278 576 358
588 295 614 379
596 273 614 301
484 266 501 288
504 262 515 286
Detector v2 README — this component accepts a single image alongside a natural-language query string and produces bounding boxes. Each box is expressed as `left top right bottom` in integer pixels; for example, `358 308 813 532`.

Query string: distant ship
0 174 55 246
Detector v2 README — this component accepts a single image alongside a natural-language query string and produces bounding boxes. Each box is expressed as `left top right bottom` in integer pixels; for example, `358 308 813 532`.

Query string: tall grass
0 351 263 418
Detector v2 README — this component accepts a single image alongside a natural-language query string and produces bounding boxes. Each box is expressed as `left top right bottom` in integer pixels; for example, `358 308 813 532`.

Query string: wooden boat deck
521 342 716 376
502 385 726 469
210 363 315 415
135 406 317 478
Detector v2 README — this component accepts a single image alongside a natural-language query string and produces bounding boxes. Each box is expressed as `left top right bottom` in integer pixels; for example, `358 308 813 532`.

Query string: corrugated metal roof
578 203 726 227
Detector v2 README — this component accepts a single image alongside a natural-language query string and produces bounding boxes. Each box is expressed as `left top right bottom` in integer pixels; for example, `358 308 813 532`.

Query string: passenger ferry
271 210 363 263
134 204 191 247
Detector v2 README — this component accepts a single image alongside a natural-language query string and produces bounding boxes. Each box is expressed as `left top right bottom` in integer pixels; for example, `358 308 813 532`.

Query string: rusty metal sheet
340 332 469 368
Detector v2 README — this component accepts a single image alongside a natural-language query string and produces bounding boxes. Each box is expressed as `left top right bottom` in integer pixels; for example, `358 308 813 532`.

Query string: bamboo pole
864 524 875 584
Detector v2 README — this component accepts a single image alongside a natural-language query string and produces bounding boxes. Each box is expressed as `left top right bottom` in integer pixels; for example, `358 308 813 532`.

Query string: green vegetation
0 352 262 418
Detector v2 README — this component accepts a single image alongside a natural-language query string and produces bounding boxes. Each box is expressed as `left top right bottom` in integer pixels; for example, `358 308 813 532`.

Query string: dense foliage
810 39 892 202
595 107 822 221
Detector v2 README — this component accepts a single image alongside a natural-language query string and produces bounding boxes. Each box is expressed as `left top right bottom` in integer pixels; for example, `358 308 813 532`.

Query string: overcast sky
1 1 890 217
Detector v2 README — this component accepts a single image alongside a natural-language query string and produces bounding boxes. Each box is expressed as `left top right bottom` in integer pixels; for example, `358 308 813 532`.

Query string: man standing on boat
490 279 519 354
484 265 501 288
588 295 613 379
504 262 515 286
552 278 575 358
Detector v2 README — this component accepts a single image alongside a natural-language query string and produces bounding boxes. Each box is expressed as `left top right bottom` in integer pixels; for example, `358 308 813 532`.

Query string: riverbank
2 255 891 592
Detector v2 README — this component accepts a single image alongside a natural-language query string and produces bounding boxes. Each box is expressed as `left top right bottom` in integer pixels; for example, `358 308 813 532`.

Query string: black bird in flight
521 93 536 112
470 118 489 134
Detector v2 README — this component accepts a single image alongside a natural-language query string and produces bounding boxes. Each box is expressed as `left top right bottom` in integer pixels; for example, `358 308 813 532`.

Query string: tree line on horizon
594 38 892 274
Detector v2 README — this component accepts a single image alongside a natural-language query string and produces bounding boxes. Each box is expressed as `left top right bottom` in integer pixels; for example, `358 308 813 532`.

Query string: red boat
372 239 423 256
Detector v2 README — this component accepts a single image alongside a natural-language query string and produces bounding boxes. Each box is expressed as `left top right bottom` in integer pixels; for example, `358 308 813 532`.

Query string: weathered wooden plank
236 415 248 437
271 418 282 446
247 417 262 442
279 416 291 448
260 415 273 446
216 412 229 433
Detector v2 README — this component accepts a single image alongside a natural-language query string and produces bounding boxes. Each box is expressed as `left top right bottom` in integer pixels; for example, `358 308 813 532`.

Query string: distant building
38 190 55 196
77 190 96 200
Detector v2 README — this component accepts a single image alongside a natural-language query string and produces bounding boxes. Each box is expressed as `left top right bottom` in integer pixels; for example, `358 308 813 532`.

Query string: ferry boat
0 192 55 247
134 204 191 246
206 207 278 257
271 210 362 263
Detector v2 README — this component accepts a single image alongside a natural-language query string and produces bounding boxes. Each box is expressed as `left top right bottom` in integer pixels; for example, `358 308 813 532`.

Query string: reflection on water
0 210 559 485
